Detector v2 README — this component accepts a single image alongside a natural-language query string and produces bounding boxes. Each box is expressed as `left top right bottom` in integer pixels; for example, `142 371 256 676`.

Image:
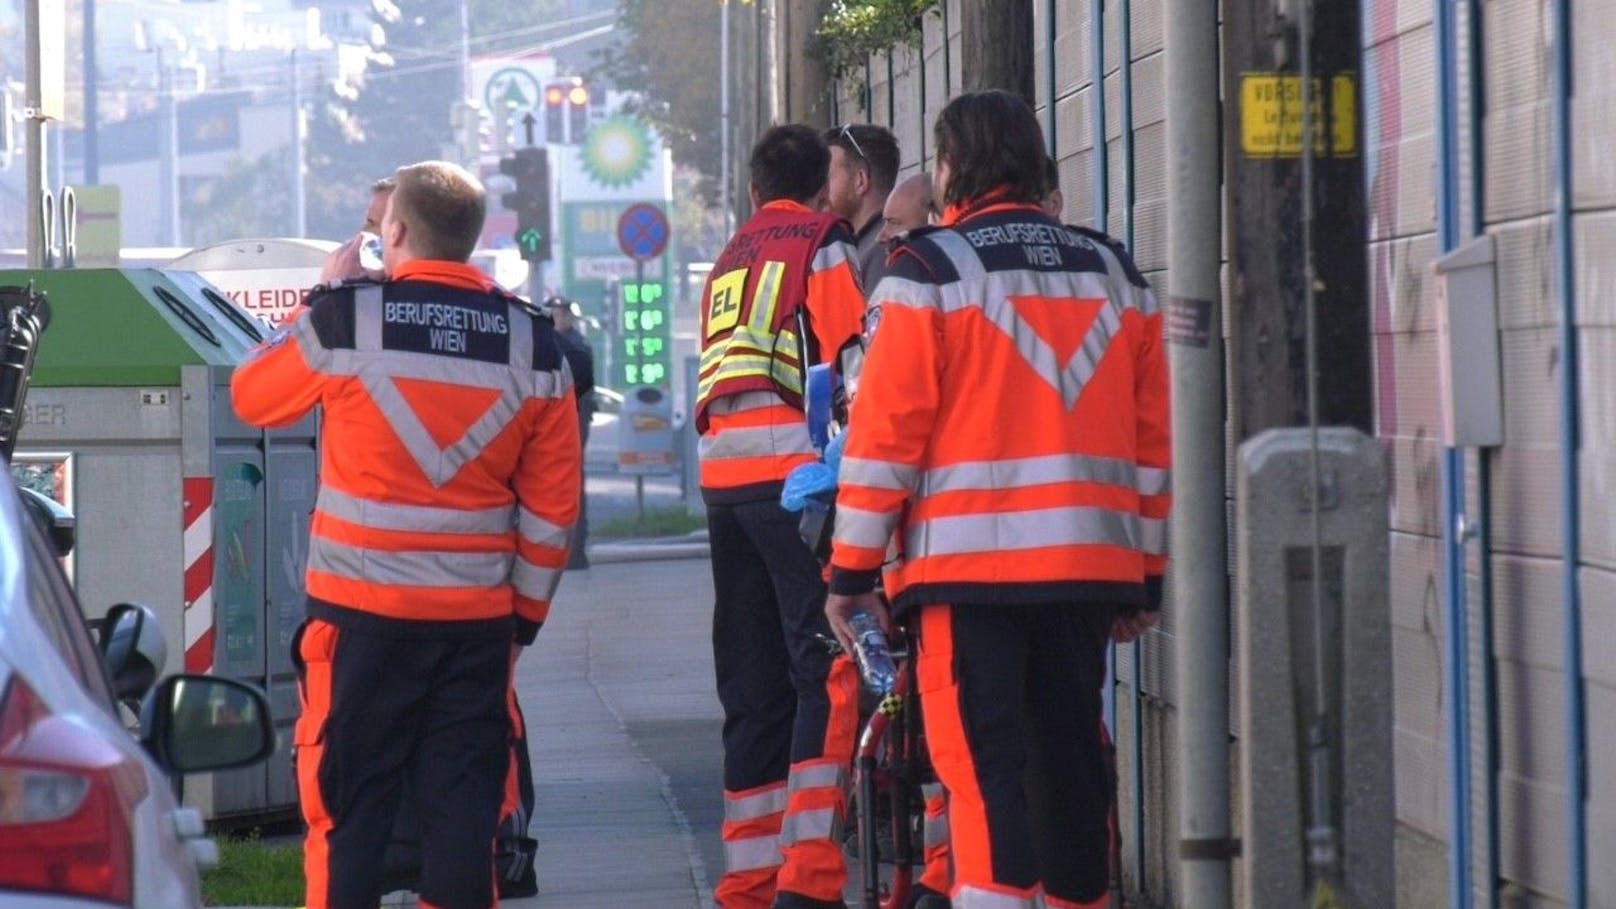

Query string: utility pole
960 0 1034 102
157 52 180 247
1166 0 1231 901
290 50 306 238
1223 0 1369 438
459 0 472 103
83 0 98 184
720 0 732 236
24 0 48 267
776 0 831 126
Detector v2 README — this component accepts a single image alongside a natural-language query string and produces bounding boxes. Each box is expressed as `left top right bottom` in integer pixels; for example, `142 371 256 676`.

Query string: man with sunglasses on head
823 124 900 288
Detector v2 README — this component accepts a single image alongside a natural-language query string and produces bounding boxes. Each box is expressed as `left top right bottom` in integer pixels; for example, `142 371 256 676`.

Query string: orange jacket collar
939 188 1039 226
391 260 494 292
760 199 815 215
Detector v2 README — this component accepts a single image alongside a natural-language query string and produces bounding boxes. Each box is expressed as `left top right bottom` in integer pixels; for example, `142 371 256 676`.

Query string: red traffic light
545 84 567 106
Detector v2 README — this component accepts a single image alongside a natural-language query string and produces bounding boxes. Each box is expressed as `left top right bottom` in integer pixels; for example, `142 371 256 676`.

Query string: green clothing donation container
6 268 314 823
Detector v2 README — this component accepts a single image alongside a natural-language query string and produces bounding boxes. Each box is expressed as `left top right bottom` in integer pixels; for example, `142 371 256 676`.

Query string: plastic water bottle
849 611 899 695
357 231 385 272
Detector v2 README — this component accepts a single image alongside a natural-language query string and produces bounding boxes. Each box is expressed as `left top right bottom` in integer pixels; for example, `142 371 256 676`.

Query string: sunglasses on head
837 124 867 162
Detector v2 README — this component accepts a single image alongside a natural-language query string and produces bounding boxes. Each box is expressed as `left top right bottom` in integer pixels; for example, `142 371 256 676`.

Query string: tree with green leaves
302 0 569 239
594 1 721 195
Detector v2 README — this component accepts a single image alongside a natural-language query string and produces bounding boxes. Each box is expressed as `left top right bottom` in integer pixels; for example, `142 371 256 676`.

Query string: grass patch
201 831 304 907
595 506 707 539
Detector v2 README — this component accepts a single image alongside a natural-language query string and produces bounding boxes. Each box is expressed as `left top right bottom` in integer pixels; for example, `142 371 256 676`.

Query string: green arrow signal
518 227 543 250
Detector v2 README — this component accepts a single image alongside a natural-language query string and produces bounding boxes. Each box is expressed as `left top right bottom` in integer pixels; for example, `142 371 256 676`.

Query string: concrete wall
821 0 1615 903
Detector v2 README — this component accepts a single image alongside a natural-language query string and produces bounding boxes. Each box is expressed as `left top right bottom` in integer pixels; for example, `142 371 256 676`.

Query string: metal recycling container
6 267 315 822
617 384 677 475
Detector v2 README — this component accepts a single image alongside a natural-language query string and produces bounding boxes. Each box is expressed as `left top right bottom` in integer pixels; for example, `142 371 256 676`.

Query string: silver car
0 478 275 908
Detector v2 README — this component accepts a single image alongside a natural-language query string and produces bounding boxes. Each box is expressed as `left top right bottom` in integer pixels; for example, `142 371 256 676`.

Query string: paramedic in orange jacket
231 160 580 909
698 124 867 909
826 92 1171 909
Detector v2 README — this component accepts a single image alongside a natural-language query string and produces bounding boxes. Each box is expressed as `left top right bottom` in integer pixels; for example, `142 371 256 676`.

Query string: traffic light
498 147 551 263
544 82 567 144
567 83 591 144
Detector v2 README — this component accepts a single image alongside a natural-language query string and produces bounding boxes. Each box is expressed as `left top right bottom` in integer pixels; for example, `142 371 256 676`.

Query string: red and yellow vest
696 203 842 429
696 200 866 503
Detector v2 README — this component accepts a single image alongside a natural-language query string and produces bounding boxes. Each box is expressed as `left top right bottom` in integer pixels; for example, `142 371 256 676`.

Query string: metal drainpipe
918 22 927 165
1463 0 1501 901
1118 0 1146 895
1435 0 1474 902
1092 0 1120 787
1047 0 1058 153
1551 0 1587 902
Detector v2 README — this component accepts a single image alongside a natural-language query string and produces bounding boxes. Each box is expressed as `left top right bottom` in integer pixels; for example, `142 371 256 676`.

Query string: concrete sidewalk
500 558 720 909
222 554 722 909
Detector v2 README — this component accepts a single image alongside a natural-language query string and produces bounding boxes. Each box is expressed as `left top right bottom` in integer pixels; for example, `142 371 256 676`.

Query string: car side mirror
98 603 168 703
140 675 275 775
18 485 75 557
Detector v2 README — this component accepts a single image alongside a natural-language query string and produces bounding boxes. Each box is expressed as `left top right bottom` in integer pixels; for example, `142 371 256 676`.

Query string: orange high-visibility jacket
829 200 1170 611
230 261 581 641
696 200 866 503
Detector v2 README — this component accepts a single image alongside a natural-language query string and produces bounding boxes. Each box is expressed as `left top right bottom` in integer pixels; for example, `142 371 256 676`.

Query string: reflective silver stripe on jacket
811 238 856 273
868 275 941 312
287 307 333 370
953 886 1039 909
317 486 515 535
723 834 782 872
704 390 794 416
518 507 570 550
326 287 572 487
308 538 512 588
904 506 1142 558
838 457 921 492
1136 465 1171 497
724 786 788 822
698 421 815 463
1141 516 1168 556
511 559 563 603
919 454 1171 500
929 231 1129 412
832 503 896 551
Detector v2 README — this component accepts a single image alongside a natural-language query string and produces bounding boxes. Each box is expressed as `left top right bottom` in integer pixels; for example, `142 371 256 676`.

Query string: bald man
877 172 937 245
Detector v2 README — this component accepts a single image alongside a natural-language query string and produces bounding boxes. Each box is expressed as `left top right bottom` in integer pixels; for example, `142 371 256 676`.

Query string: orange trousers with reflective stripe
294 618 510 909
709 499 860 907
916 603 1115 908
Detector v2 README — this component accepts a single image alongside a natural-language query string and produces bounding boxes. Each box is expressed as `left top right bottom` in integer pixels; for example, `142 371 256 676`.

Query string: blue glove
781 461 839 513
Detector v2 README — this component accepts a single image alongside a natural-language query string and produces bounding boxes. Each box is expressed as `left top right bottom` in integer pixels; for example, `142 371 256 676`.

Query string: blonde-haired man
233 160 581 909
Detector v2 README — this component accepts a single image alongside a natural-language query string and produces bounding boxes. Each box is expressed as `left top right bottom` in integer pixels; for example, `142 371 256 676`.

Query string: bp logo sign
581 116 654 188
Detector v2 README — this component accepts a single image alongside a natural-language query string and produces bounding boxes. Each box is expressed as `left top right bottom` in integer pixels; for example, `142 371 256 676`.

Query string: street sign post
616 203 671 262
614 203 675 504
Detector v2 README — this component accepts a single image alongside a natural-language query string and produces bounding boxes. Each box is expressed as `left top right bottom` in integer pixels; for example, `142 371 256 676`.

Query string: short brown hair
390 161 486 262
749 125 830 204
823 124 901 197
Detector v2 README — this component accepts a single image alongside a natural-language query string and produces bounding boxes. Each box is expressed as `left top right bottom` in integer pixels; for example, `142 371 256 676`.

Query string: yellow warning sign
1240 73 1358 158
